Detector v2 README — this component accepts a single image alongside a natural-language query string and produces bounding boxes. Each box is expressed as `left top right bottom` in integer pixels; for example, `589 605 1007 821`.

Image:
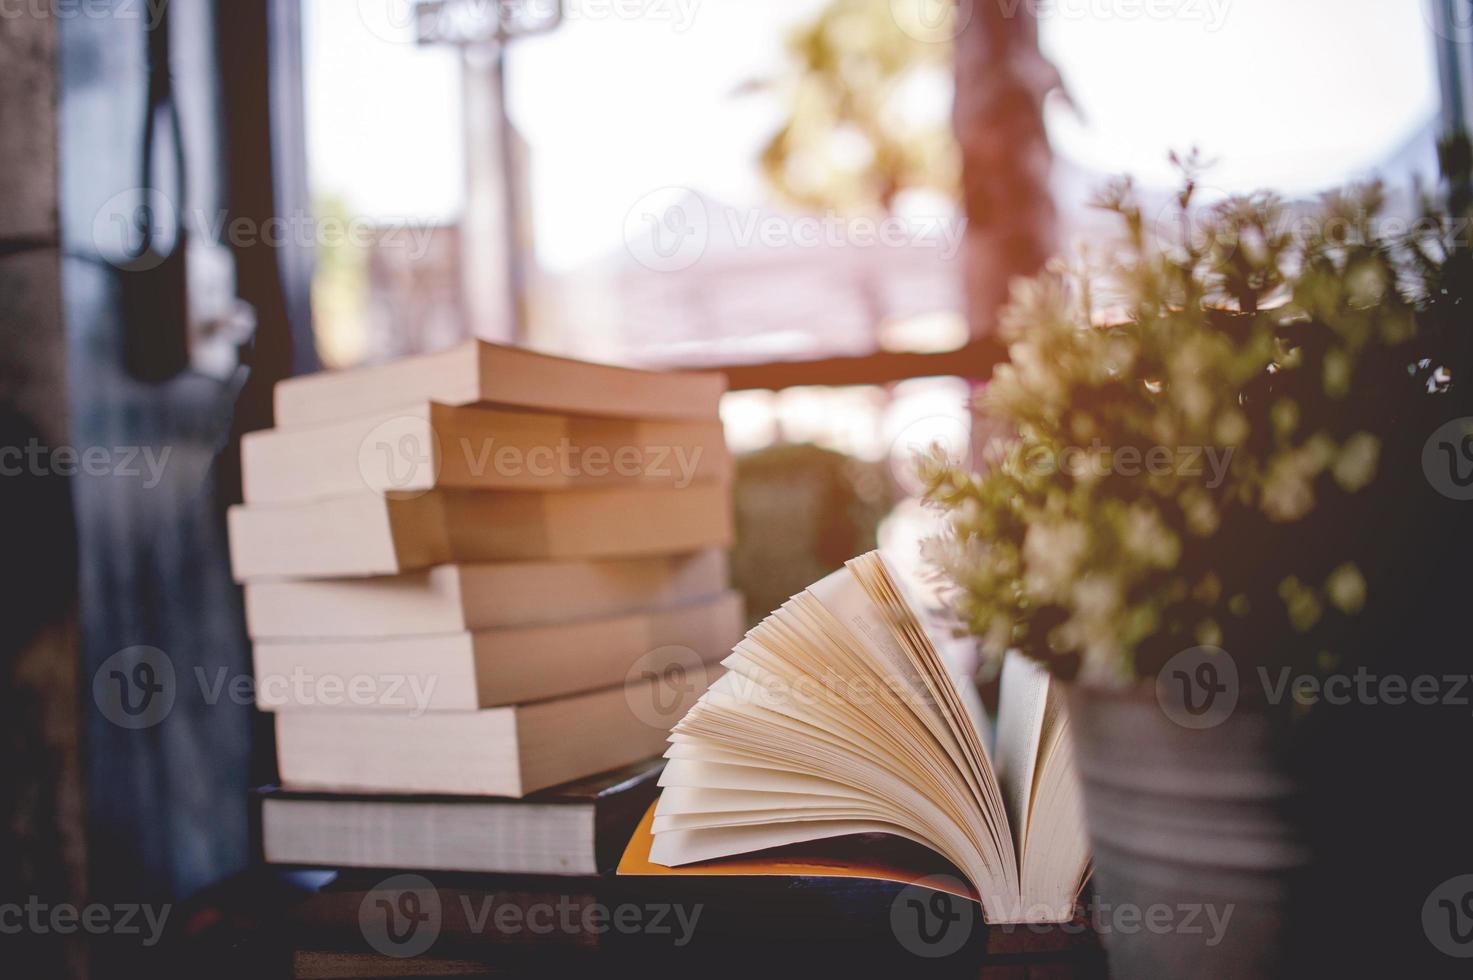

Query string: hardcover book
259 759 665 876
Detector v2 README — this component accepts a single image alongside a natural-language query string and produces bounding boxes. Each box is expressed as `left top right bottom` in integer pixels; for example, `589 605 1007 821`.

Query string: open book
648 552 1091 924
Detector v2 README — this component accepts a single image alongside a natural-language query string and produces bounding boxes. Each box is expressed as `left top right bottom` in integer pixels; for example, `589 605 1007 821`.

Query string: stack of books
229 341 745 875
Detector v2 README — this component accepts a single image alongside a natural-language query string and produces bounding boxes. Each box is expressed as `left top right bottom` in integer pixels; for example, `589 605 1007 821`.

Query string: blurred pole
418 0 562 345
1431 0 1473 214
460 44 522 343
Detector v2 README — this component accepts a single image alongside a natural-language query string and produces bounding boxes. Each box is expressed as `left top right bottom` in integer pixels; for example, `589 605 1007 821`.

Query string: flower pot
1065 685 1310 978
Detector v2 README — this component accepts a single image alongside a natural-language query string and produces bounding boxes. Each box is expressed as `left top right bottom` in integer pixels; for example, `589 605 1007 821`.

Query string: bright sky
306 0 1441 272
1040 0 1440 193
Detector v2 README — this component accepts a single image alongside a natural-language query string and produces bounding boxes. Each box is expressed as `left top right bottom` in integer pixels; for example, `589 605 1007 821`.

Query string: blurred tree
754 0 1058 337
308 194 370 368
751 0 958 211
952 2 1059 336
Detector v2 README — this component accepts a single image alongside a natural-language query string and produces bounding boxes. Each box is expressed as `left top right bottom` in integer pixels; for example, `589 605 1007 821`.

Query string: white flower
1326 563 1367 614
1121 505 1180 568
1333 432 1380 492
1022 519 1088 602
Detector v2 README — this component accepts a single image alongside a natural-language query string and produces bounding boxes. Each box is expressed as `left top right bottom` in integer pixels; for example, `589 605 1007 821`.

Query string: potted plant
918 169 1467 974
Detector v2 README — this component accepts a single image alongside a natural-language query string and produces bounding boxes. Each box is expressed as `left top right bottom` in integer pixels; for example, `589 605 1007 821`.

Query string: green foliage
921 167 1456 684
748 0 958 211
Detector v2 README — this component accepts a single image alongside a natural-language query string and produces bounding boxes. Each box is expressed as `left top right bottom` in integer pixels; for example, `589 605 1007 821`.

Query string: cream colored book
275 673 711 797
649 552 1091 925
242 402 731 504
243 549 729 639
227 483 732 582
253 591 745 711
273 340 727 429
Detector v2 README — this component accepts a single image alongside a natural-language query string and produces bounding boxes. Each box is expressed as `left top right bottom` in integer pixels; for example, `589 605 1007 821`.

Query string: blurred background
0 0 1452 975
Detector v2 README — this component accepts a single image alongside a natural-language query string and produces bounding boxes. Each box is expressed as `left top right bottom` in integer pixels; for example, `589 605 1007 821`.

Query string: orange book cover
617 798 980 903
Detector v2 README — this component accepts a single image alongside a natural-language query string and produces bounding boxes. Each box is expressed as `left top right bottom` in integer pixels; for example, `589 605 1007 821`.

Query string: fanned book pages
648 551 1091 924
